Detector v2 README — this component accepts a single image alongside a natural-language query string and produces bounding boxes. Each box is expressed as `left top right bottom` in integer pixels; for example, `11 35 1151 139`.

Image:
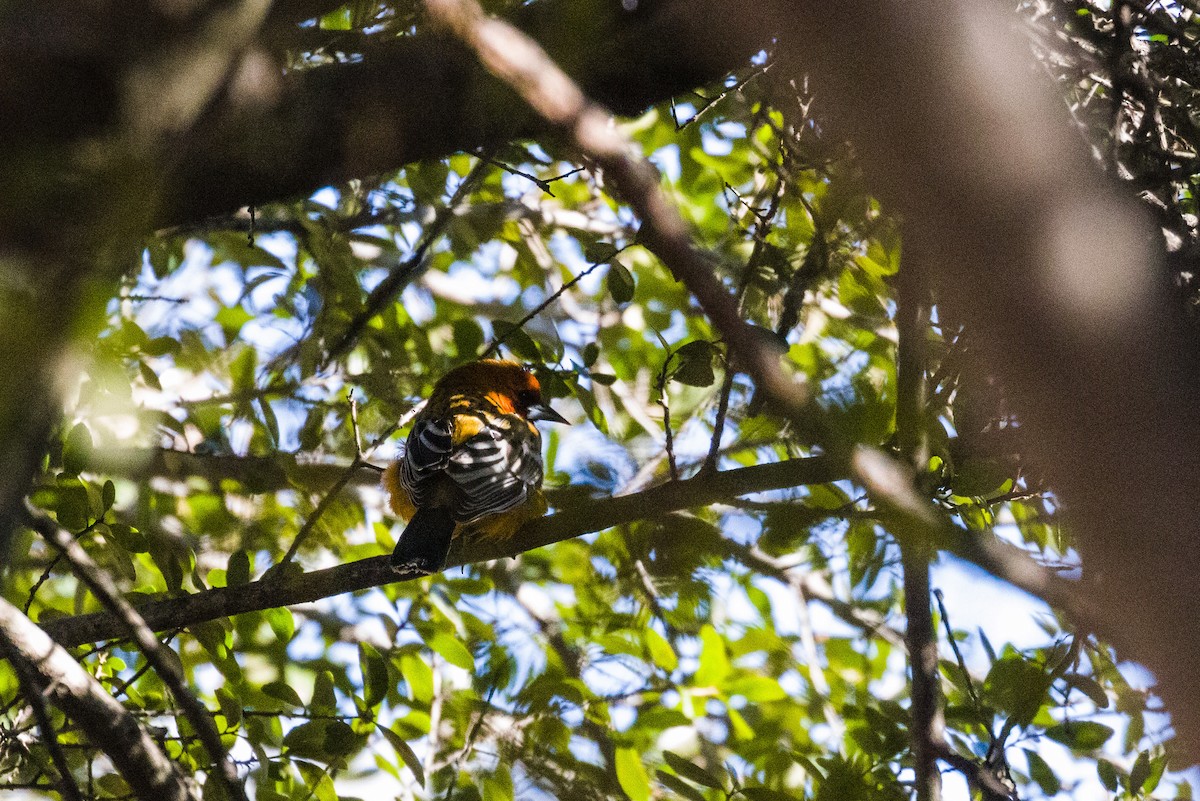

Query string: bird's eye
516 388 540 407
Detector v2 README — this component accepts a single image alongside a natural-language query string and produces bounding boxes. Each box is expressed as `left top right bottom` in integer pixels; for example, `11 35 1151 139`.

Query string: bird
382 359 568 574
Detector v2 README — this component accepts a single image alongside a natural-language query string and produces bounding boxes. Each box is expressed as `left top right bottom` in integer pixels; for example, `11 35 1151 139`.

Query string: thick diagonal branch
26 508 248 801
422 0 809 419
0 597 195 801
40 454 1080 658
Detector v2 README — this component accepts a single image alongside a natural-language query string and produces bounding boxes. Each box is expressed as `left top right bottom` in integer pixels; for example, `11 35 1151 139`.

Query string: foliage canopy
2 1 1200 800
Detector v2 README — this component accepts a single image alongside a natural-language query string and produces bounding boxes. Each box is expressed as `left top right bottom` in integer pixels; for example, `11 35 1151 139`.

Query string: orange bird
382 360 568 573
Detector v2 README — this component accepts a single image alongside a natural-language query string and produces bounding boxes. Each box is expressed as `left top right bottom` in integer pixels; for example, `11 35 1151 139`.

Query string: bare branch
895 242 943 801
0 597 195 801
43 455 846 646
421 0 809 425
2 639 85 801
25 507 248 801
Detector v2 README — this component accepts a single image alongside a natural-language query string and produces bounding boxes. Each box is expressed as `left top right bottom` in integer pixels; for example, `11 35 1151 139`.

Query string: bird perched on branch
382 360 568 574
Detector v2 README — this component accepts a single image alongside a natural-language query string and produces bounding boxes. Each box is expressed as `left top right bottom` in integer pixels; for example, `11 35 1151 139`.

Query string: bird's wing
399 417 455 507
447 413 543 522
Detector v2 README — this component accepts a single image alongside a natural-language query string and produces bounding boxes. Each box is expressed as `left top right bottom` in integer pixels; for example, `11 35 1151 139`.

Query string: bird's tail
391 506 456 574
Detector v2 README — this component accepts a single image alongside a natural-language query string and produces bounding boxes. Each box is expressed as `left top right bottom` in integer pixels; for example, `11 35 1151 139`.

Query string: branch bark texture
27 508 247 801
44 456 843 646
0 597 195 801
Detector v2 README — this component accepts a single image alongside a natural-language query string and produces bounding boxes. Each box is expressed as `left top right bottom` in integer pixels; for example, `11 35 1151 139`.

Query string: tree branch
421 0 810 426
157 0 757 227
2 638 85 801
0 597 195 801
43 455 845 646
895 235 943 801
25 507 248 801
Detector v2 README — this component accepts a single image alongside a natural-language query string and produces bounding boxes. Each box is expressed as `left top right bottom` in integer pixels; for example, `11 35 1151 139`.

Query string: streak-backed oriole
382 360 568 574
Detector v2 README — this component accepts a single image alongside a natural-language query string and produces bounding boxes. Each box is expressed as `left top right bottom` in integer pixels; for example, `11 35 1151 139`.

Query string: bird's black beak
527 402 569 425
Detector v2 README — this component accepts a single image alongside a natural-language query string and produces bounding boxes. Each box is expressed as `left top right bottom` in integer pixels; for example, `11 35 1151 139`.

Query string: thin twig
672 65 770 130
932 589 984 723
322 152 495 366
479 244 632 359
704 173 788 473
655 349 680 481
276 396 369 569
348 391 364 457
25 517 105 614
486 159 584 196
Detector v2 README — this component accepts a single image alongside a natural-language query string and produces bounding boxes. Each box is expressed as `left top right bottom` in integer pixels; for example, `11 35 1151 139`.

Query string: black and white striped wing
399 417 455 507
447 415 543 523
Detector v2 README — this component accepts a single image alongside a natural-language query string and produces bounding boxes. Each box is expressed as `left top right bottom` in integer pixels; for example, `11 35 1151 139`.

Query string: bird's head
435 359 568 424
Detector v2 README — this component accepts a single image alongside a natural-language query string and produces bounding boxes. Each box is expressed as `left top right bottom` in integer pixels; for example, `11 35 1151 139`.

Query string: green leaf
226 550 251 586
359 643 391 709
216 306 254 343
584 242 618 263
310 670 337 713
582 341 600 367
216 687 242 726
694 624 730 686
645 628 678 672
1145 753 1167 794
96 775 130 797
663 751 724 790
106 522 145 553
1097 758 1119 792
482 765 514 801
282 721 328 759
1024 749 1060 796
144 335 181 356
1130 750 1151 794
607 260 636 304
1061 672 1109 709
399 652 434 704
453 318 485 358
264 607 295 643
62 422 93 476
319 5 352 30
726 674 787 703
1045 721 1114 751
101 479 116 511
262 680 304 708
139 359 162 390
982 656 1049 726
656 770 707 801
615 747 650 801
379 725 426 786
671 340 717 387
491 320 541 361
427 632 473 671
297 761 337 801
229 344 257 390
320 720 358 758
